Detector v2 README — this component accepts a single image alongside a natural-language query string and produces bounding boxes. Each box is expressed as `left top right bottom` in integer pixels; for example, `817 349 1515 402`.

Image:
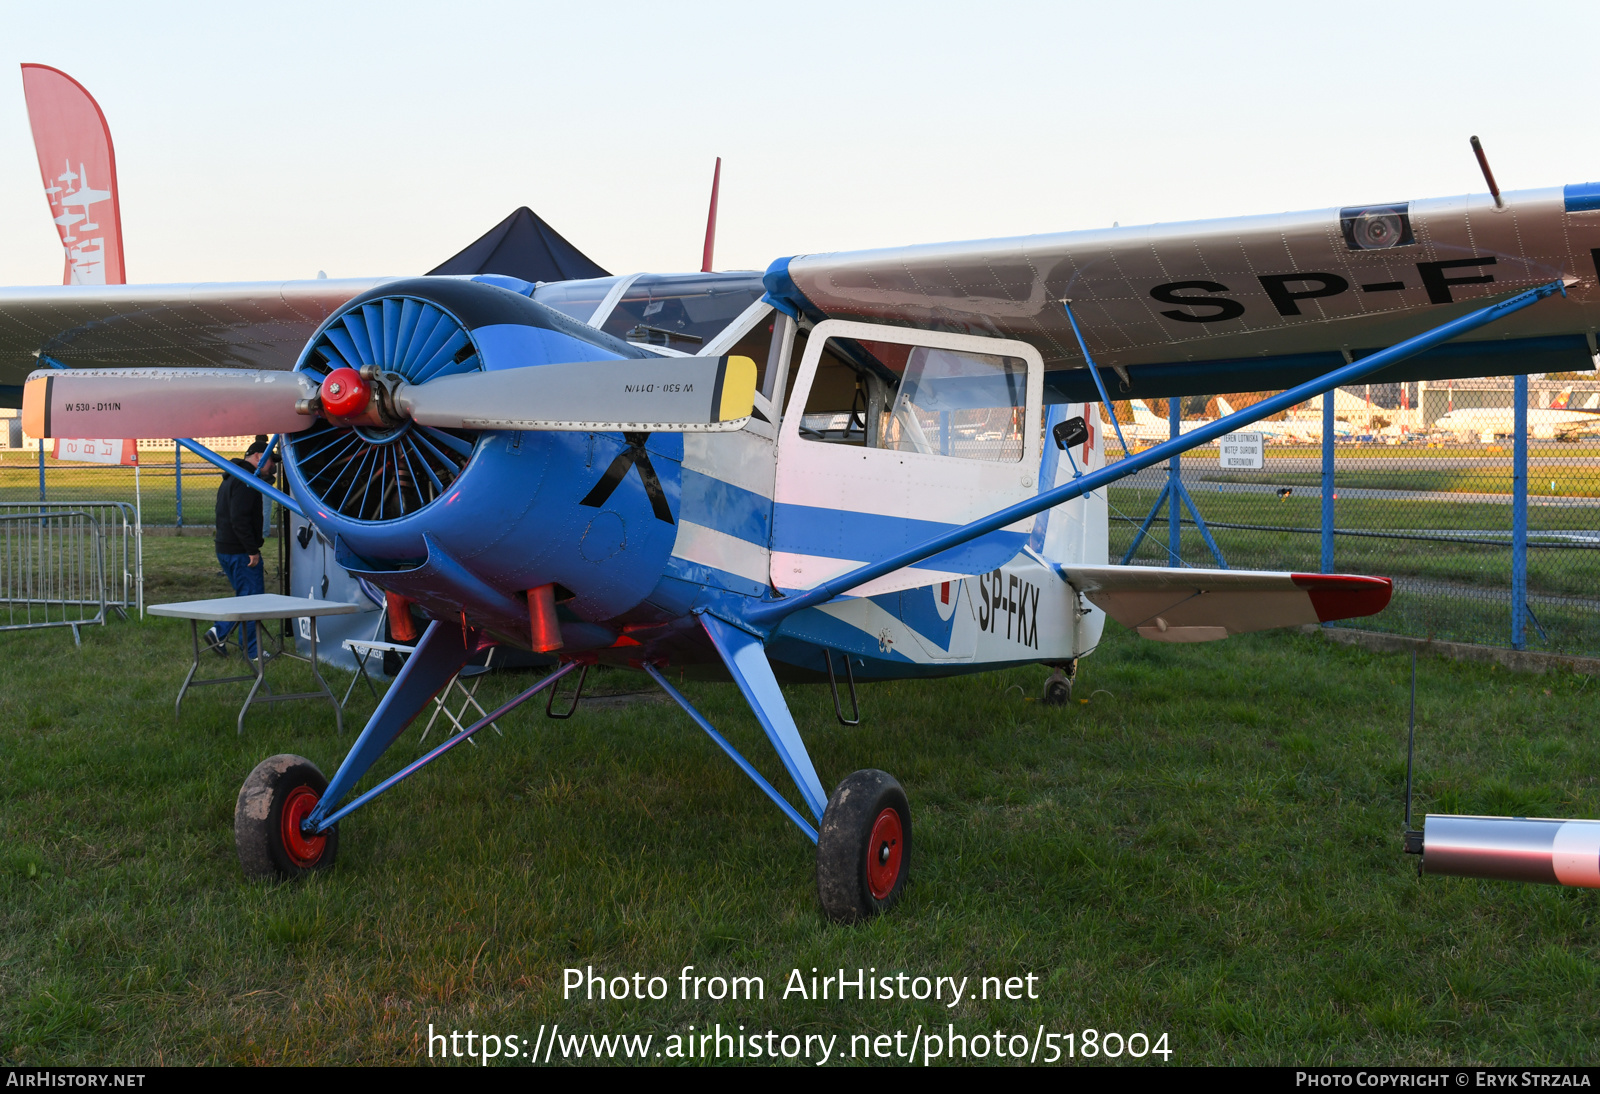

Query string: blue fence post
1168 398 1181 566
175 444 183 528
1321 390 1335 573
37 440 44 502
1512 373 1528 650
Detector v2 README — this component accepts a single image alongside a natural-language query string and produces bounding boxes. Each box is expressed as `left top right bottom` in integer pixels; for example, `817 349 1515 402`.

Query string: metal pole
1322 390 1335 573
747 279 1568 627
1168 398 1181 566
174 444 183 528
173 438 305 517
135 463 143 617
1513 372 1529 650
37 440 45 502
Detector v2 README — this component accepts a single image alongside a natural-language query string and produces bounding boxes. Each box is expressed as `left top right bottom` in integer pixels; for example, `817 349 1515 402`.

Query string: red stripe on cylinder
1290 573 1393 622
527 584 563 652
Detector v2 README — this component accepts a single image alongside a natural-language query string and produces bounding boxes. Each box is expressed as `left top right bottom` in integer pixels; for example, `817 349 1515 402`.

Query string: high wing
1061 566 1393 642
768 184 1600 402
0 278 396 398
6 182 1600 408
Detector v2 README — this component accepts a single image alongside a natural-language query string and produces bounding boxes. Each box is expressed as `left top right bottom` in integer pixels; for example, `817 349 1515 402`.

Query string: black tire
816 769 911 923
235 754 339 880
1043 677 1073 706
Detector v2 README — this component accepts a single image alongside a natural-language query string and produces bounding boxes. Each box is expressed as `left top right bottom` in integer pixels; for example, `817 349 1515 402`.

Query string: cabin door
771 319 1043 598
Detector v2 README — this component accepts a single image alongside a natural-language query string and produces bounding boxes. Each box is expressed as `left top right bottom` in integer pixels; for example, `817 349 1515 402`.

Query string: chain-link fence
1107 375 1600 658
3 378 1595 657
0 448 238 527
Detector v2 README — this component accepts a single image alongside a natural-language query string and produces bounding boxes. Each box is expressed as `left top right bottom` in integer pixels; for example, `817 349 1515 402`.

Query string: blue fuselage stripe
678 469 771 545
773 502 1026 571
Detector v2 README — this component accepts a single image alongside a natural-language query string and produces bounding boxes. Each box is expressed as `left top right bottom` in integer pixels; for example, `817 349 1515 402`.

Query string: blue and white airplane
9 173 1597 919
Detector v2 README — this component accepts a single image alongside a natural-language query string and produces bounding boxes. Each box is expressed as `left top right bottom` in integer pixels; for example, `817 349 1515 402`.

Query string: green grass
5 539 1600 1065
1108 486 1600 654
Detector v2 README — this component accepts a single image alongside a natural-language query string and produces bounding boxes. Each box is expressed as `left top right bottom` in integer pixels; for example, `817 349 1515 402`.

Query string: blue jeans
214 552 265 658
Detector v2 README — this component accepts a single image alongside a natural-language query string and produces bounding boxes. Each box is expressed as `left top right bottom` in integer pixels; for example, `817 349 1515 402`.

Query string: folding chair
417 647 502 744
340 601 393 709
340 638 502 746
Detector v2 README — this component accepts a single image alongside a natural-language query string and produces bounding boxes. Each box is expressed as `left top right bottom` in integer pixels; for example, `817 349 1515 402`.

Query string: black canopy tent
428 207 609 283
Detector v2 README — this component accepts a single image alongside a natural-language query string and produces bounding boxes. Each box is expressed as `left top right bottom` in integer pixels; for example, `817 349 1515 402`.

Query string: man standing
205 439 276 659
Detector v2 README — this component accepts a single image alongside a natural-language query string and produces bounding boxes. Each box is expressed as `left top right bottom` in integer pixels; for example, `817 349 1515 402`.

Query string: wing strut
1061 299 1132 459
744 278 1570 629
175 437 305 517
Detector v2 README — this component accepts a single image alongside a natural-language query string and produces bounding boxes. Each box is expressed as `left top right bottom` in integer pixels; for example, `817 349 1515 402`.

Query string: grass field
5 539 1600 1066
1107 485 1600 661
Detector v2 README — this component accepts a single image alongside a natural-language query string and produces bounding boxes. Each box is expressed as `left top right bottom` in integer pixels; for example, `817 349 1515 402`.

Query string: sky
3 0 1598 285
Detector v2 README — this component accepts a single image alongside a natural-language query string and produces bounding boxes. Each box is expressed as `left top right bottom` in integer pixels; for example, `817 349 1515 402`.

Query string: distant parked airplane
1433 388 1600 439
1214 397 1353 441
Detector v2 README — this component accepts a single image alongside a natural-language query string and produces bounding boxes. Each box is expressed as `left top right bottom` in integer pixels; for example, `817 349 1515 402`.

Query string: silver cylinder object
1421 814 1600 887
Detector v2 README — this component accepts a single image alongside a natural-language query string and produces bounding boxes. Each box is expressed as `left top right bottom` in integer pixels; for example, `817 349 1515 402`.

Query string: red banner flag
20 64 125 285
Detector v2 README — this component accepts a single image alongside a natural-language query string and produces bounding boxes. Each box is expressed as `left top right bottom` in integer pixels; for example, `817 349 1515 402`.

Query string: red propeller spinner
318 366 372 421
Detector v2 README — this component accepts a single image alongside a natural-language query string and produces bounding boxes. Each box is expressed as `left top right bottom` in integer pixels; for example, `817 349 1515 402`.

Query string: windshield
597 272 765 350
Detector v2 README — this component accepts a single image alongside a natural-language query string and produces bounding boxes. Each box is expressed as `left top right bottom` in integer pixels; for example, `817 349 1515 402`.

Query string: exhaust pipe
1410 815 1600 887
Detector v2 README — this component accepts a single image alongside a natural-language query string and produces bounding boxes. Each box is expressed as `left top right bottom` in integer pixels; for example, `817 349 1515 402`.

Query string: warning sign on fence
1219 432 1263 469
53 438 138 466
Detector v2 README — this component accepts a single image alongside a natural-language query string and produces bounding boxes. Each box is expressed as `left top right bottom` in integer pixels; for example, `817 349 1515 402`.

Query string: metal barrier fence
0 501 141 621
0 509 110 644
1108 376 1600 658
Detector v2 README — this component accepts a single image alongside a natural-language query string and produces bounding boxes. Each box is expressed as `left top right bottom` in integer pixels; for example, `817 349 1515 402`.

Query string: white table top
148 594 364 622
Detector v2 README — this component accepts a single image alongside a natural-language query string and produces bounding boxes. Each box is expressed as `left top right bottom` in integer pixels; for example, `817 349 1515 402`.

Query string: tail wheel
1042 660 1077 706
235 755 340 880
816 769 911 923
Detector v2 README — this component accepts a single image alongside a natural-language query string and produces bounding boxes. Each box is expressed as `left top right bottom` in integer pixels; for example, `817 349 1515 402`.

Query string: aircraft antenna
701 157 721 273
1469 136 1504 209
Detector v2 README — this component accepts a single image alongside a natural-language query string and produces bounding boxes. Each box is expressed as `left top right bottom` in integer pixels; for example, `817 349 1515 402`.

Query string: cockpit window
598 272 765 350
531 276 627 324
799 338 1026 463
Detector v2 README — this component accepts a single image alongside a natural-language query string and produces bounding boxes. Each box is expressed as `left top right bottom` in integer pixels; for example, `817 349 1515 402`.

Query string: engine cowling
284 278 685 645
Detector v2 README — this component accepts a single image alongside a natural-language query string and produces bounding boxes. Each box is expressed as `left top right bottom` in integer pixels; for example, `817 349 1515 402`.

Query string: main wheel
816 769 911 923
235 754 339 880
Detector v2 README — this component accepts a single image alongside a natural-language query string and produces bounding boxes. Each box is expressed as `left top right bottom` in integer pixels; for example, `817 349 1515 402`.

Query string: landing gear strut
816 769 912 922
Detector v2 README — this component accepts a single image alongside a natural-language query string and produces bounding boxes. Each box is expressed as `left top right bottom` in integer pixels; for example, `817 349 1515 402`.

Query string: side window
799 337 1026 463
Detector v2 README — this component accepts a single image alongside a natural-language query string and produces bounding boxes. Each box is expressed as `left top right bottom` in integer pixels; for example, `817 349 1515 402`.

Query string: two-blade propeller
22 356 758 439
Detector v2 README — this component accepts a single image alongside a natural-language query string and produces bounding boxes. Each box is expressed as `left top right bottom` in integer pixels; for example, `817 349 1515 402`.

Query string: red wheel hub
279 785 327 868
319 367 371 420
866 806 903 900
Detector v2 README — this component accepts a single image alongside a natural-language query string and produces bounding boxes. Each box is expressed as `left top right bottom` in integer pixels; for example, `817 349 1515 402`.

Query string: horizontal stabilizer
1061 565 1392 642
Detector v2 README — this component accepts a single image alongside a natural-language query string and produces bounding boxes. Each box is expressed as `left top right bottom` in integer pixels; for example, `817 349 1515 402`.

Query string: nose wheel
816 769 911 922
235 754 340 880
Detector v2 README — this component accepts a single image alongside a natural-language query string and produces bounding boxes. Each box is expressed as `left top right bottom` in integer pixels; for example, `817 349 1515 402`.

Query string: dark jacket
215 460 266 555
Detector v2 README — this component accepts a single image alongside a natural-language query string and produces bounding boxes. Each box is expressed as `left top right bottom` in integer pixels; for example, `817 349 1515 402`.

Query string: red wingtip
1291 574 1394 622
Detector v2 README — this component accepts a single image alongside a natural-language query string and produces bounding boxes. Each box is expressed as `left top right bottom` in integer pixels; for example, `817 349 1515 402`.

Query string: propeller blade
393 355 757 432
23 368 318 439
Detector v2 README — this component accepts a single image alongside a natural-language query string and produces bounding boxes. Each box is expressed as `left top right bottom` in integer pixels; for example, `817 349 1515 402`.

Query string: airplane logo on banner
20 64 125 286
